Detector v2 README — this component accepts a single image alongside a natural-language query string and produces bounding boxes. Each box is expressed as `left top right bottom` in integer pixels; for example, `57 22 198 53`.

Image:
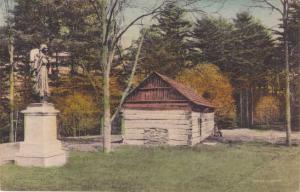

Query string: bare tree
252 0 295 146
4 0 15 142
88 0 209 152
111 28 147 123
88 0 166 153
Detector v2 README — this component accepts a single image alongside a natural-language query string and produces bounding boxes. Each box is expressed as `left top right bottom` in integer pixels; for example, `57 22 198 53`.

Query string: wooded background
0 0 299 149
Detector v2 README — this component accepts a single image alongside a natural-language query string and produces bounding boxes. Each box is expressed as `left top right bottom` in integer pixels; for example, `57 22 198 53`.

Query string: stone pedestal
15 102 67 167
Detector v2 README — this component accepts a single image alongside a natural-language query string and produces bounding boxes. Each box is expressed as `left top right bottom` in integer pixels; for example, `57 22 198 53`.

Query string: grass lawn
1 142 300 192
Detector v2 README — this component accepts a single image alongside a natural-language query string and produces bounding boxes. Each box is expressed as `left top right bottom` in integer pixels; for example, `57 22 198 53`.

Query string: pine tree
189 17 234 71
139 3 191 77
252 0 292 145
0 30 10 137
190 13 275 128
288 1 300 130
232 12 275 128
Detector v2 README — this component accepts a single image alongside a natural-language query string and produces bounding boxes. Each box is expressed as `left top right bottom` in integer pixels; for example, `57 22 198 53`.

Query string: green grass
1 142 300 192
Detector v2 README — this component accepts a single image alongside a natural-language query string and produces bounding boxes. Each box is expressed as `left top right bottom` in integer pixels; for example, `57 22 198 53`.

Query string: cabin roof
125 72 215 109
154 72 215 108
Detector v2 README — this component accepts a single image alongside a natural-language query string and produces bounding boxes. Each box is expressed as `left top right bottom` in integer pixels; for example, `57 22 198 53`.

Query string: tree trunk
73 116 76 137
15 110 18 142
296 39 300 131
240 89 243 127
296 72 300 131
101 0 113 153
246 88 249 128
111 31 146 122
250 86 254 127
9 39 14 143
283 1 292 146
102 48 111 152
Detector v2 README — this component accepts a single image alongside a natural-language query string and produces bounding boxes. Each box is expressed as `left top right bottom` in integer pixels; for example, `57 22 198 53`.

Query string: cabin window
198 118 202 136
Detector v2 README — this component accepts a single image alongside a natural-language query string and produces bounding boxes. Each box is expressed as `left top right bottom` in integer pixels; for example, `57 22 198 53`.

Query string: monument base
15 151 67 167
15 141 67 167
15 102 67 167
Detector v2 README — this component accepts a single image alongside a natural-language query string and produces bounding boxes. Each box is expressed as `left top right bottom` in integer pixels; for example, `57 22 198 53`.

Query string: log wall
122 109 214 146
122 109 191 146
191 112 214 145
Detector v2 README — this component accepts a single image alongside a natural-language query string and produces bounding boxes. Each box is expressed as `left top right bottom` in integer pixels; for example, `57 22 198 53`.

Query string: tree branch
105 0 119 44
80 63 101 103
112 2 165 48
111 29 147 122
255 0 283 15
89 0 103 24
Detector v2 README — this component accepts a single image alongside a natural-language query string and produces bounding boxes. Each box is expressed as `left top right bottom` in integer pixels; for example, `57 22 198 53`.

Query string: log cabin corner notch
121 72 215 146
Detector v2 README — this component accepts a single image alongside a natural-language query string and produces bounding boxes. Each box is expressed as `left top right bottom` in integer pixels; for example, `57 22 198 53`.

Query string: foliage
187 13 278 128
288 2 300 56
0 64 9 100
232 12 275 86
191 12 275 87
50 72 124 136
0 103 9 143
188 17 234 71
1 1 292 136
58 0 102 71
13 0 101 70
55 92 100 137
138 3 191 77
176 64 236 128
50 73 100 136
255 96 280 125
288 1 300 130
13 0 62 54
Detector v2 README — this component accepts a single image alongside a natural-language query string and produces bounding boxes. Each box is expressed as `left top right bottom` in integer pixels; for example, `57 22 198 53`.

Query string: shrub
55 92 100 137
0 104 9 143
176 64 236 128
255 95 280 126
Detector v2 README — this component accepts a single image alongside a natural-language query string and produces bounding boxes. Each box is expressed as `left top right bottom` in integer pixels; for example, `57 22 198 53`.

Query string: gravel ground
61 135 123 152
61 129 300 152
219 128 300 144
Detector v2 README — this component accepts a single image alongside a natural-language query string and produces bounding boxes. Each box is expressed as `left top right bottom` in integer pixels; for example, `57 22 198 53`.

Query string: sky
0 0 281 47
121 0 281 47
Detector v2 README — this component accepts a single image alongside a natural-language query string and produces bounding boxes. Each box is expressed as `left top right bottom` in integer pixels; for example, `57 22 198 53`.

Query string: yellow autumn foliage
176 64 236 127
55 92 100 136
255 96 280 125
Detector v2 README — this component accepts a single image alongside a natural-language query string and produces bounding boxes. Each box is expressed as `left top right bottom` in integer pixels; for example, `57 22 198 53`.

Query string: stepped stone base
15 152 66 167
15 102 67 167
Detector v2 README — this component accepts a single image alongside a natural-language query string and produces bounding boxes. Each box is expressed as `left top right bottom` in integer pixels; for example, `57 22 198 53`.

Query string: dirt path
220 129 300 144
61 129 300 152
61 135 123 152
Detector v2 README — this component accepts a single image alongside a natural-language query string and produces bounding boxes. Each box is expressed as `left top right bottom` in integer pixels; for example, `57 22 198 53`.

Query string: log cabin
121 72 215 146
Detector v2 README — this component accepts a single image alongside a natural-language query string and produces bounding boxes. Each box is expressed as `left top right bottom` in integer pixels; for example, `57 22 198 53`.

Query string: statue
30 44 50 101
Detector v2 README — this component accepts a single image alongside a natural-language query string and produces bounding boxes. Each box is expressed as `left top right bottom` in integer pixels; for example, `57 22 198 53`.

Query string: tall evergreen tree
232 12 275 127
13 0 62 55
253 0 294 145
139 3 191 77
0 27 10 136
288 1 300 130
12 0 101 71
189 17 234 71
190 12 275 127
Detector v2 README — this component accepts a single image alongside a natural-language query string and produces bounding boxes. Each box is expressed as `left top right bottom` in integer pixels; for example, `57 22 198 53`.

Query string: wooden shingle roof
154 72 215 108
124 72 215 110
